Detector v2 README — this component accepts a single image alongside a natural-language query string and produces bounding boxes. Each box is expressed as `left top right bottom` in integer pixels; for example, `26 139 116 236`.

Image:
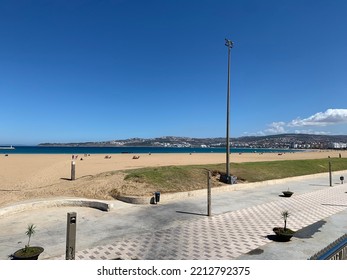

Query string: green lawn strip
232 158 347 182
123 158 347 193
123 165 209 193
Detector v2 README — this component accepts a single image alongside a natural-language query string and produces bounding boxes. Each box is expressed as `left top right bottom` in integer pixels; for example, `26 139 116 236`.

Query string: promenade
0 171 346 260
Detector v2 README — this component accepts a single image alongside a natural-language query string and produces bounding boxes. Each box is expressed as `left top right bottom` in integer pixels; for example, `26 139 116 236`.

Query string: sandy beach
0 150 345 207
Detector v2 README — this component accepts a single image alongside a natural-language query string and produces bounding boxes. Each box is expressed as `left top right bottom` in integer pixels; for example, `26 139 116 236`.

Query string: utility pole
224 38 233 184
329 161 332 187
207 170 212 216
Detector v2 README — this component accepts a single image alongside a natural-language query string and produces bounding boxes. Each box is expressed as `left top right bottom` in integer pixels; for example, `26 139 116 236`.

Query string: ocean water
0 146 298 154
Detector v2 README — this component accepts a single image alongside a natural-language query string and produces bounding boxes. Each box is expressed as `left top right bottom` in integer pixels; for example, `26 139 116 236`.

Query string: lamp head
225 38 234 48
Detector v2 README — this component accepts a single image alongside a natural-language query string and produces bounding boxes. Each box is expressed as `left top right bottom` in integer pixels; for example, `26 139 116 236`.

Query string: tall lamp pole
225 38 233 184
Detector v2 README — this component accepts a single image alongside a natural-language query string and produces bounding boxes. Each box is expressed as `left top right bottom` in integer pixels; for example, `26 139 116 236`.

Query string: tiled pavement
52 184 347 260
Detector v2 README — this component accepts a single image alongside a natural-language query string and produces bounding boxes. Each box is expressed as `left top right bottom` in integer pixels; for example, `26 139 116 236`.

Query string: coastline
0 145 301 154
0 150 345 207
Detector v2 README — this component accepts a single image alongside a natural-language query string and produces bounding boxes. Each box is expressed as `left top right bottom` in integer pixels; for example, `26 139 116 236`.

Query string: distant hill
39 134 347 149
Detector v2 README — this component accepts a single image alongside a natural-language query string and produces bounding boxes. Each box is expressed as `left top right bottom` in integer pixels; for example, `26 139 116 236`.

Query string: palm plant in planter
273 211 295 241
11 224 44 260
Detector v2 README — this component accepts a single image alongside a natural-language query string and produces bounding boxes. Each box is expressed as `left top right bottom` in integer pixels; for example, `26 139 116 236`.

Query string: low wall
0 198 113 218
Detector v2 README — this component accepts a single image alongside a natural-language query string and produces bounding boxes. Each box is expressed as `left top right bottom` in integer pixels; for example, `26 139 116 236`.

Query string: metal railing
309 234 347 260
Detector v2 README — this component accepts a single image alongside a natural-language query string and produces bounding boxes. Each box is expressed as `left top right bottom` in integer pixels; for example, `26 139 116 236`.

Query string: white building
328 142 347 149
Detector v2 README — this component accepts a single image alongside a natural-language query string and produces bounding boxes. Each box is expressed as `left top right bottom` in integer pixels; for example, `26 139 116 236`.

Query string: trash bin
154 192 160 204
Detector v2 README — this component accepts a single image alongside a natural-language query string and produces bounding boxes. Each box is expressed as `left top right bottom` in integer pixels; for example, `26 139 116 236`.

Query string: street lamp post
224 38 233 184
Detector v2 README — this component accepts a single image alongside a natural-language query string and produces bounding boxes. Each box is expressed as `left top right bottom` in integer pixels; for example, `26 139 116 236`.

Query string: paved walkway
1 171 347 260
55 184 347 260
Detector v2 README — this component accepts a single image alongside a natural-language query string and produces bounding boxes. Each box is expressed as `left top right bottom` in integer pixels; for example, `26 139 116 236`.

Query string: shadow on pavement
176 210 207 217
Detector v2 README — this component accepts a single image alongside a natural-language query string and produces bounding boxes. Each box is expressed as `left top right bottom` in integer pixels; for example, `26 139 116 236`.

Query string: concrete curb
117 195 152 204
0 198 113 218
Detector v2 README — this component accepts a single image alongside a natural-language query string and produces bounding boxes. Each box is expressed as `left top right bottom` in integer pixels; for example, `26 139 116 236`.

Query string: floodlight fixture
225 39 234 49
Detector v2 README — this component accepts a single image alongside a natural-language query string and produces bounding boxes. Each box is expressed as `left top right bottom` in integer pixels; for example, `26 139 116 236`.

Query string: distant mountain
39 134 347 149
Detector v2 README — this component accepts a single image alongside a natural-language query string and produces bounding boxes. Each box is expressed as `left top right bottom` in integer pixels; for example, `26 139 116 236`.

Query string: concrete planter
273 227 295 242
11 246 44 260
282 191 293 197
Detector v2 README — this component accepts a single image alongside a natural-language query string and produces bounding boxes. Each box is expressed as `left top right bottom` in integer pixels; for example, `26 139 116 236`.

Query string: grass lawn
122 158 347 194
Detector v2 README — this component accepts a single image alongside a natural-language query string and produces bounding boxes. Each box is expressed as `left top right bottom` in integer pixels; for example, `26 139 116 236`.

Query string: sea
0 146 299 154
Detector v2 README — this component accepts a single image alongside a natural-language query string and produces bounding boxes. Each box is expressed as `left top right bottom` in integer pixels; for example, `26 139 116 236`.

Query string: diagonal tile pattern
52 185 347 260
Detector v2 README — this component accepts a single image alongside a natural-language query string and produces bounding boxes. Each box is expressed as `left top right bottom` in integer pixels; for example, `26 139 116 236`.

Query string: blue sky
1 0 347 145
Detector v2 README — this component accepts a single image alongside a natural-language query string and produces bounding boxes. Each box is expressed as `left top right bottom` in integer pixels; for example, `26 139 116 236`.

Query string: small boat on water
0 145 15 150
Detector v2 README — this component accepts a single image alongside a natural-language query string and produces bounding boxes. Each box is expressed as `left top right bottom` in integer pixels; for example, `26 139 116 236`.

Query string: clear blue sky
1 0 347 145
